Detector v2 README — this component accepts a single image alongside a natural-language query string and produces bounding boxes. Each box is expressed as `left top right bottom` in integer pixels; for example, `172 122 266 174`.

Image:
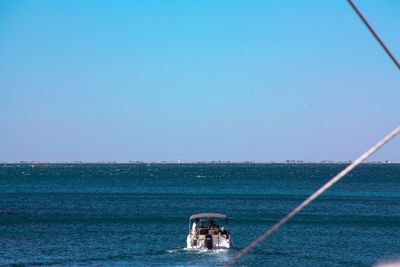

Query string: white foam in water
195 248 229 254
168 247 229 254
166 248 188 253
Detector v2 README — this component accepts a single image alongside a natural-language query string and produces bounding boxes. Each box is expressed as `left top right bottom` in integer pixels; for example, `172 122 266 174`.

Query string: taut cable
224 126 399 266
225 1 400 264
348 0 400 70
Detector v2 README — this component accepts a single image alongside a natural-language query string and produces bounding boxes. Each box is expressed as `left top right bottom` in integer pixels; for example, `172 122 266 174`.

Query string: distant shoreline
1 161 399 165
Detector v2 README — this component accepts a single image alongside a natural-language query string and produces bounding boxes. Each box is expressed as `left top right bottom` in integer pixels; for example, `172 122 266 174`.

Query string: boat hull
186 234 231 249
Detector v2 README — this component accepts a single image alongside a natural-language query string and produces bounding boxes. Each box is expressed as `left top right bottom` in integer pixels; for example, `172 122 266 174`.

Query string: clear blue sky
1 0 399 162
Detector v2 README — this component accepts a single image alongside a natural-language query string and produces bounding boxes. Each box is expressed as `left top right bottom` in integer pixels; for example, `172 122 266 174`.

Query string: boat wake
167 247 233 254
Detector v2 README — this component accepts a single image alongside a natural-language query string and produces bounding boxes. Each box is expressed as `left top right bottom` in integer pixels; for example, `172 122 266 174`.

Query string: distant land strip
1 160 399 165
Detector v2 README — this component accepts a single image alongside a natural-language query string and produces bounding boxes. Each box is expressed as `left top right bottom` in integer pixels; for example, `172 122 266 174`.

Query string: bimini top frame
189 213 228 221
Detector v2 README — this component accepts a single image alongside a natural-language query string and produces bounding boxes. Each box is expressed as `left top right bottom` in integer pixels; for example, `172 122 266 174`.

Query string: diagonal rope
224 126 400 266
225 1 400 265
348 0 400 70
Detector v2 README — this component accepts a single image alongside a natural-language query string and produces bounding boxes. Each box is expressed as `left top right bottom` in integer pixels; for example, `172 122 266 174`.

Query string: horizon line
1 160 400 165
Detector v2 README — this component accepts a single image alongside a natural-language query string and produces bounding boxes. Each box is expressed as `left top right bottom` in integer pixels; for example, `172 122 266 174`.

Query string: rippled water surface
0 164 399 266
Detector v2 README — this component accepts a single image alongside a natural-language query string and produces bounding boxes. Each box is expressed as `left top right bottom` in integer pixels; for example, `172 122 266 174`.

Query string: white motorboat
186 213 232 249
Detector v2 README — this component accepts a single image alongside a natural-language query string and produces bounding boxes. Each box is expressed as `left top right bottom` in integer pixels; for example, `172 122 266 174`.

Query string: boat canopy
189 213 228 220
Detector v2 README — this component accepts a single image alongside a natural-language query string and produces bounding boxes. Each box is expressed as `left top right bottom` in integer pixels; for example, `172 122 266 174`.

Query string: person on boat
191 218 199 235
209 219 219 228
209 220 220 234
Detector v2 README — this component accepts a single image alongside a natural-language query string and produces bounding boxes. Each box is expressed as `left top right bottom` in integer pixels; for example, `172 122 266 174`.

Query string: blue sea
0 163 399 266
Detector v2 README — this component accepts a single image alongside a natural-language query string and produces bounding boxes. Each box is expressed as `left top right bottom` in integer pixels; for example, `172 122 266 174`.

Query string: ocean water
0 163 399 266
